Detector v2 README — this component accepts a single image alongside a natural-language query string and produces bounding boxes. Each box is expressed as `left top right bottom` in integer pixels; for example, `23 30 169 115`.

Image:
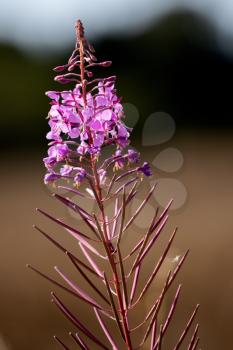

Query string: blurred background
0 0 233 349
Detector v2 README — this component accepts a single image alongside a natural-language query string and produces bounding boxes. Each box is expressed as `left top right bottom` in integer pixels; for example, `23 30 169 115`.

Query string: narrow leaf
66 252 109 305
54 266 103 309
33 225 100 278
133 228 177 305
150 319 157 350
88 179 103 209
105 215 111 240
141 272 171 344
130 300 159 332
129 208 159 275
123 239 144 262
168 250 189 288
136 216 170 266
187 324 199 350
54 193 100 239
191 337 200 350
93 214 114 266
69 332 89 350
36 208 96 241
129 264 141 305
103 273 125 342
123 184 156 232
58 185 94 199
52 292 109 350
27 264 95 302
54 193 93 220
172 304 200 350
125 180 139 205
156 325 163 350
79 242 106 276
105 173 117 198
151 199 173 233
27 264 103 309
65 227 104 257
94 308 119 350
115 169 137 182
54 336 71 350
111 198 119 238
162 284 182 335
114 177 138 198
117 244 128 308
116 187 126 245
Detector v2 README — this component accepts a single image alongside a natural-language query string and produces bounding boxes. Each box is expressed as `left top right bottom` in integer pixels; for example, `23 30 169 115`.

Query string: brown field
0 131 232 349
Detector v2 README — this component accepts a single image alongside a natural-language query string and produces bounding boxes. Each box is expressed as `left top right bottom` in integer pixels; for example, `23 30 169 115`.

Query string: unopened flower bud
68 64 77 72
105 76 116 82
90 54 97 62
87 71 93 78
100 61 112 67
53 65 66 72
54 75 72 84
137 162 152 177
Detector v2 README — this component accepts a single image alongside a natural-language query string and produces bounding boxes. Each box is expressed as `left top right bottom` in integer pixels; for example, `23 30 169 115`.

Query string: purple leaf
136 215 169 266
94 308 119 349
133 228 177 305
33 225 100 278
103 273 125 342
117 244 128 307
171 304 200 350
190 337 200 350
187 324 199 350
129 208 159 276
52 292 109 350
27 264 100 307
129 264 141 305
58 185 91 198
79 242 106 275
123 184 157 232
150 319 157 350
140 272 171 345
54 265 103 309
36 208 97 242
70 332 90 350
111 198 119 238
162 285 182 334
116 187 126 245
66 252 109 306
168 250 189 287
54 336 71 350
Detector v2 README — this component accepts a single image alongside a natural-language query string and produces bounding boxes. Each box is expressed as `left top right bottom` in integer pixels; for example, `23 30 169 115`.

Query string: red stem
77 21 133 350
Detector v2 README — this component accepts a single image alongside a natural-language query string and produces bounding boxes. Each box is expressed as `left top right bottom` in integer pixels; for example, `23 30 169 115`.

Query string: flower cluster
45 81 130 151
43 21 151 186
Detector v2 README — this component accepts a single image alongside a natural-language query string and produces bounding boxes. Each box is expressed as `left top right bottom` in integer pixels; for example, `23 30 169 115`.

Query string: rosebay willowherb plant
28 20 201 350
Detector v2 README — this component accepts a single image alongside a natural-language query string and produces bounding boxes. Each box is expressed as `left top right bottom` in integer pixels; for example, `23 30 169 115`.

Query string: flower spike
31 19 202 350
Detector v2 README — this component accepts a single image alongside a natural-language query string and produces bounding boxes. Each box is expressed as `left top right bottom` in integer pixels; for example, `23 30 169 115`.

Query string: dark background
0 6 233 350
1 9 233 150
